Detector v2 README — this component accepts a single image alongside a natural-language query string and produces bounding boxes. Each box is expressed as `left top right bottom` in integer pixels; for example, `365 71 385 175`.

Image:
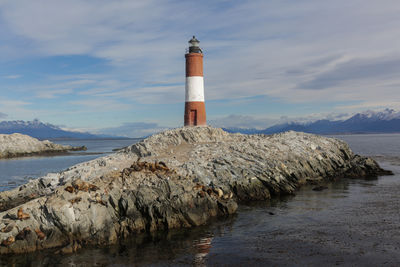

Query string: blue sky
0 0 400 137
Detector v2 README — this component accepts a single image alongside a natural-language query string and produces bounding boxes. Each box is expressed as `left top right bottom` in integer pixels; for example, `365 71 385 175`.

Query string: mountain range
0 119 118 140
1 109 400 139
224 109 400 135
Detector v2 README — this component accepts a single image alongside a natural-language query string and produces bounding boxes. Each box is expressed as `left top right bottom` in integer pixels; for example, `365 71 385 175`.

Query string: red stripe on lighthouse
184 102 206 126
185 53 203 77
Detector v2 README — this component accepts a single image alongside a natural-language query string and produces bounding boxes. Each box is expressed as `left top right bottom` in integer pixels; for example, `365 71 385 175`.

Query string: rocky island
0 127 391 254
0 133 86 159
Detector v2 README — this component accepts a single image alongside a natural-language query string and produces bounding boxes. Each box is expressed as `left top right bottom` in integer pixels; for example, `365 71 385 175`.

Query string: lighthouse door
190 110 197 125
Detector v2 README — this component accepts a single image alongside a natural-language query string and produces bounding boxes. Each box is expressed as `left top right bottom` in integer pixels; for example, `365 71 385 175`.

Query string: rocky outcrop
0 127 391 254
0 133 86 159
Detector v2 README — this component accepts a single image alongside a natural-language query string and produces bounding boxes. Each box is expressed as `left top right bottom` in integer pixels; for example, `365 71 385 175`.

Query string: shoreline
1 169 398 265
0 147 88 160
0 127 392 255
0 133 87 160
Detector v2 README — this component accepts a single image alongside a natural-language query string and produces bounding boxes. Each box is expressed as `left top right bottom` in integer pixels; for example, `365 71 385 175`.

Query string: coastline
0 133 86 160
0 127 392 255
0 148 88 160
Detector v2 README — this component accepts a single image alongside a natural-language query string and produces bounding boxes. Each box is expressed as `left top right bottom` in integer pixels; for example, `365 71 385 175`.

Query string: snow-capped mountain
0 119 113 139
224 109 400 135
347 109 400 121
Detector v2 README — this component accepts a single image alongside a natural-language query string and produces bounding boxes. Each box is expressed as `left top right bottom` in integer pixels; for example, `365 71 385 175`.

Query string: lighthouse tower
184 36 206 126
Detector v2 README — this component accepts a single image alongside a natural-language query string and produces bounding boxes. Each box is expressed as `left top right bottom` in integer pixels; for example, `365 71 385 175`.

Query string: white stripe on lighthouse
185 76 204 102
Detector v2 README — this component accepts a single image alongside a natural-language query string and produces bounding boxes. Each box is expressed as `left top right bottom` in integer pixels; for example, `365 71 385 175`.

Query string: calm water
1 134 400 266
0 139 140 192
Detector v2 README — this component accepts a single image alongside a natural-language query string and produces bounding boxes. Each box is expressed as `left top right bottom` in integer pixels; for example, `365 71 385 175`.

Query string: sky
0 0 400 137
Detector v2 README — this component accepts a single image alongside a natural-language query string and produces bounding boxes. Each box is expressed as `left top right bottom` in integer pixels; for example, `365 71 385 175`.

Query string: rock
0 133 86 159
55 241 81 255
15 227 31 240
68 146 87 151
0 127 392 254
0 222 15 233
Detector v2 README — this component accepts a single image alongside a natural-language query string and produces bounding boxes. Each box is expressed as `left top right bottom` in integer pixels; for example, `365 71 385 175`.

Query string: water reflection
1 173 399 266
0 216 234 266
193 235 213 266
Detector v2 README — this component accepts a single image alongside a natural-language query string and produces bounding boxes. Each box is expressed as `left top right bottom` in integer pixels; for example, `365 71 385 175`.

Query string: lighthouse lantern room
184 36 206 126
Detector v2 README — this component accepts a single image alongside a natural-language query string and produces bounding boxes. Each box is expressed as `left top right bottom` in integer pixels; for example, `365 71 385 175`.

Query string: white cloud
3 75 20 79
68 98 132 112
35 88 74 99
0 99 36 120
209 115 276 129
297 56 400 90
0 99 31 107
98 122 167 138
210 112 353 129
0 0 400 123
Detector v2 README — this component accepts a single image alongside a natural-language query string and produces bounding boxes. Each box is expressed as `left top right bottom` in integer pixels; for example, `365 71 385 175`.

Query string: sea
1 134 400 266
0 139 140 192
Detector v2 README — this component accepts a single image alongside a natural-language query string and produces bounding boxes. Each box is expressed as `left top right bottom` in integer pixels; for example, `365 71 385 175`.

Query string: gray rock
0 127 391 254
0 133 86 159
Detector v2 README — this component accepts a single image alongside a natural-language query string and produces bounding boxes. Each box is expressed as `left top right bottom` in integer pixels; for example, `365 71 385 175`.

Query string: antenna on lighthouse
184 36 206 126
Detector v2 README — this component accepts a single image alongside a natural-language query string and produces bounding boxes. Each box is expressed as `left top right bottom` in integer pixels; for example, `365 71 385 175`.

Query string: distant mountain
220 127 260 135
224 109 400 135
0 119 121 140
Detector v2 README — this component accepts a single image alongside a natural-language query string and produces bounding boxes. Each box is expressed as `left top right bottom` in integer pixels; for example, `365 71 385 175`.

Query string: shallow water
0 139 139 192
1 134 400 266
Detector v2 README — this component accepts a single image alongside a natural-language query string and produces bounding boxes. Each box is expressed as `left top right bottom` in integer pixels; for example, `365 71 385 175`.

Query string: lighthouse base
184 101 206 126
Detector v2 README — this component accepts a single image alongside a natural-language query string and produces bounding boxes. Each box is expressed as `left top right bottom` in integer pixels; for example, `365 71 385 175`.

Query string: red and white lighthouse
184 36 206 126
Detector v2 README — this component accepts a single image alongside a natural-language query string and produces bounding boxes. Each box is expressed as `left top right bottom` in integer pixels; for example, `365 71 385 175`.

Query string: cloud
278 112 351 124
210 112 352 129
335 100 400 112
209 115 276 129
298 56 400 90
35 88 74 99
0 112 7 118
1 0 400 126
0 99 30 107
94 84 184 105
98 122 167 138
3 75 20 79
0 100 37 120
68 98 132 112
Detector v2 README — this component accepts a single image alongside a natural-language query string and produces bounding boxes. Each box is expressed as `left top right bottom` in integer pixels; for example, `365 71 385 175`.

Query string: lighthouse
184 36 206 126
